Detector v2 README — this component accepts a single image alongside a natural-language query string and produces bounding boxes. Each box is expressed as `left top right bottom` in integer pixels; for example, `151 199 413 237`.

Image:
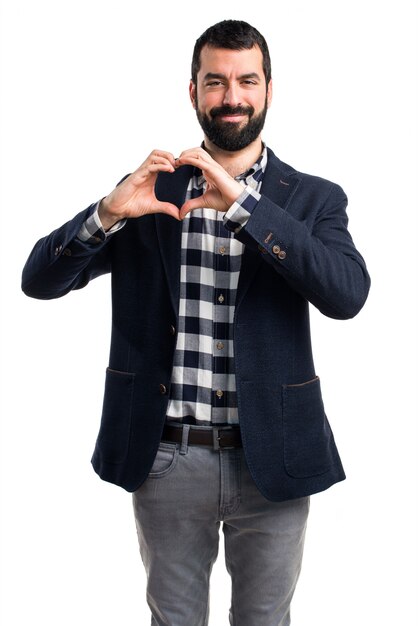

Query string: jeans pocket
148 442 179 478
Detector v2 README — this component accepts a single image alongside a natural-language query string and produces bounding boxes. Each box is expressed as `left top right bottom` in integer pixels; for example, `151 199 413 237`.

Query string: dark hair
191 20 271 85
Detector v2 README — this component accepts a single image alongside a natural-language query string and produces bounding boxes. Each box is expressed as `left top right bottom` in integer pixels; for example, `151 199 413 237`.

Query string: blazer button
159 384 167 395
278 250 287 260
62 248 72 257
170 325 176 336
272 245 281 254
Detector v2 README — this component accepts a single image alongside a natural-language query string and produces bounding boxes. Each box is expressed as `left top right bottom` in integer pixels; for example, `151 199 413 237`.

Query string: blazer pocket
282 377 335 478
97 368 136 464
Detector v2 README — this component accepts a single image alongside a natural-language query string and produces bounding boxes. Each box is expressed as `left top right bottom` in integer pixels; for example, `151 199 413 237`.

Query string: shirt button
159 384 167 395
219 246 226 255
216 390 224 399
218 294 225 304
216 341 224 350
272 245 281 254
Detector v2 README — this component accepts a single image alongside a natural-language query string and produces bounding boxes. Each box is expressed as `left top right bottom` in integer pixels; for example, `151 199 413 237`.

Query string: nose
223 83 242 107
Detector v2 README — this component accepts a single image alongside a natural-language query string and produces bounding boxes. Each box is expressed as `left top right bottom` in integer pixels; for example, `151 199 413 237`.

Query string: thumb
154 202 181 221
179 197 204 220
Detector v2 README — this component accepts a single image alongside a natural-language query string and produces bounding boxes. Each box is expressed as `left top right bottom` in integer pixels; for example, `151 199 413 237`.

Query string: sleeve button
278 250 287 260
272 245 281 254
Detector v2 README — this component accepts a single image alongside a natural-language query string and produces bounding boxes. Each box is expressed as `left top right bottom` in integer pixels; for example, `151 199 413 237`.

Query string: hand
176 147 243 219
98 149 180 229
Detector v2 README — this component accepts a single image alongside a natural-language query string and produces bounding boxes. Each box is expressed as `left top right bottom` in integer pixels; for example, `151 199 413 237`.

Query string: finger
132 151 176 176
149 155 176 168
176 154 201 167
130 164 173 185
176 147 211 167
148 162 175 174
149 149 176 168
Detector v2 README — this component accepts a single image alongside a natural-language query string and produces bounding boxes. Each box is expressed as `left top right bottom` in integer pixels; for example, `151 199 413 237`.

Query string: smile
217 114 247 123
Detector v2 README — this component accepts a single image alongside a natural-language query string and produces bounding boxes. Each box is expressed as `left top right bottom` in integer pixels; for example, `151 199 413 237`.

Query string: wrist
226 180 245 207
98 197 122 231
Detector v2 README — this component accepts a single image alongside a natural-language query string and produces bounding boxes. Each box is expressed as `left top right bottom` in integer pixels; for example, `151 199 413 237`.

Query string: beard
195 98 268 152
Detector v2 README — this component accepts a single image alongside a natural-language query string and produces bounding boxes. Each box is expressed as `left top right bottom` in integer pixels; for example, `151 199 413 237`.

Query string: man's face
190 45 272 152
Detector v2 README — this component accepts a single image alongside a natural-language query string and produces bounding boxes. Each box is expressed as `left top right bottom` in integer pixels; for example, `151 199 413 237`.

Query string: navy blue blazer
22 148 370 501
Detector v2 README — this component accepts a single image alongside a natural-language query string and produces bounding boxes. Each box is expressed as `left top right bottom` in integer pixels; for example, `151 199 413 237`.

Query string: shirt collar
194 143 268 187
236 144 268 187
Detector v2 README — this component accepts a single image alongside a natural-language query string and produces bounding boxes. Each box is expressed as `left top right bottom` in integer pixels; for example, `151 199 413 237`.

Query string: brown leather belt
162 423 242 450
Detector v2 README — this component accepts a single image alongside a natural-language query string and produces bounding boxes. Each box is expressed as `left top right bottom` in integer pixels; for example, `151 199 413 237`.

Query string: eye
206 81 223 87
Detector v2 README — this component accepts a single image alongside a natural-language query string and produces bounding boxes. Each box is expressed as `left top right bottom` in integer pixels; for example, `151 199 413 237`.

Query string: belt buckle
212 426 234 451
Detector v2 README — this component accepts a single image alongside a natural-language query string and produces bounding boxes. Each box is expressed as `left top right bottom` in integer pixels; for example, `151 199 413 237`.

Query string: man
22 19 370 626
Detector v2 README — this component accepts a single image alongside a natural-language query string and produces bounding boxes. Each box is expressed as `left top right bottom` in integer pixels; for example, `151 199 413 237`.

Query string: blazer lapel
154 152 300 317
155 166 193 316
236 150 301 310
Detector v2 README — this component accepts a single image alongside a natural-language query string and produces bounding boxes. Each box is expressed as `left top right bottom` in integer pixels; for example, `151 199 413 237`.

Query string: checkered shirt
78 147 267 425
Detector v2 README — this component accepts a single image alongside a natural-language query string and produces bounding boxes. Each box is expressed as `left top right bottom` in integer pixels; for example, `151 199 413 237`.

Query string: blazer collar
262 147 300 207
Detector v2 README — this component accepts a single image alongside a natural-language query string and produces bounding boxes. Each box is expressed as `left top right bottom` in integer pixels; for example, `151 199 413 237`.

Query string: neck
203 137 264 178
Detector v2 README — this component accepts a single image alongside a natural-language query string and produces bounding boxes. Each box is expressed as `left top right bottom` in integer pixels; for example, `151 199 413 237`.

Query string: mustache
210 105 255 118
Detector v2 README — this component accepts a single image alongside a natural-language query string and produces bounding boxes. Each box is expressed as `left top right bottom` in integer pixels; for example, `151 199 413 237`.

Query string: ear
189 80 197 109
266 79 273 108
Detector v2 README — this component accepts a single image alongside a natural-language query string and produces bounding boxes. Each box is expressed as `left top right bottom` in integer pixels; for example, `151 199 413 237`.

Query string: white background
1 0 417 624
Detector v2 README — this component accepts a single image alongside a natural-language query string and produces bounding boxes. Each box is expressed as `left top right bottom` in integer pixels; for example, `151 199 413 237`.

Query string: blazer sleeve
234 182 371 320
21 204 113 300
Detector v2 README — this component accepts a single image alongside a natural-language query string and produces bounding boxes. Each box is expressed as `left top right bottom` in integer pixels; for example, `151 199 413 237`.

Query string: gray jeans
132 436 309 626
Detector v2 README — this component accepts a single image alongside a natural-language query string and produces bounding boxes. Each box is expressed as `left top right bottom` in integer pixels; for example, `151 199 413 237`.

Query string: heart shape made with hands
173 147 244 219
99 147 244 228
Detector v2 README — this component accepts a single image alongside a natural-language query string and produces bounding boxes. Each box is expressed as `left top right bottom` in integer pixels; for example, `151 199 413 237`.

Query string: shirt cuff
77 201 127 243
223 186 261 233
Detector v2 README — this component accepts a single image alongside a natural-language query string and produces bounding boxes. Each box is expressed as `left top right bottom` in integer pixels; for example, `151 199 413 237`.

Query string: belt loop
180 424 190 455
212 427 220 451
